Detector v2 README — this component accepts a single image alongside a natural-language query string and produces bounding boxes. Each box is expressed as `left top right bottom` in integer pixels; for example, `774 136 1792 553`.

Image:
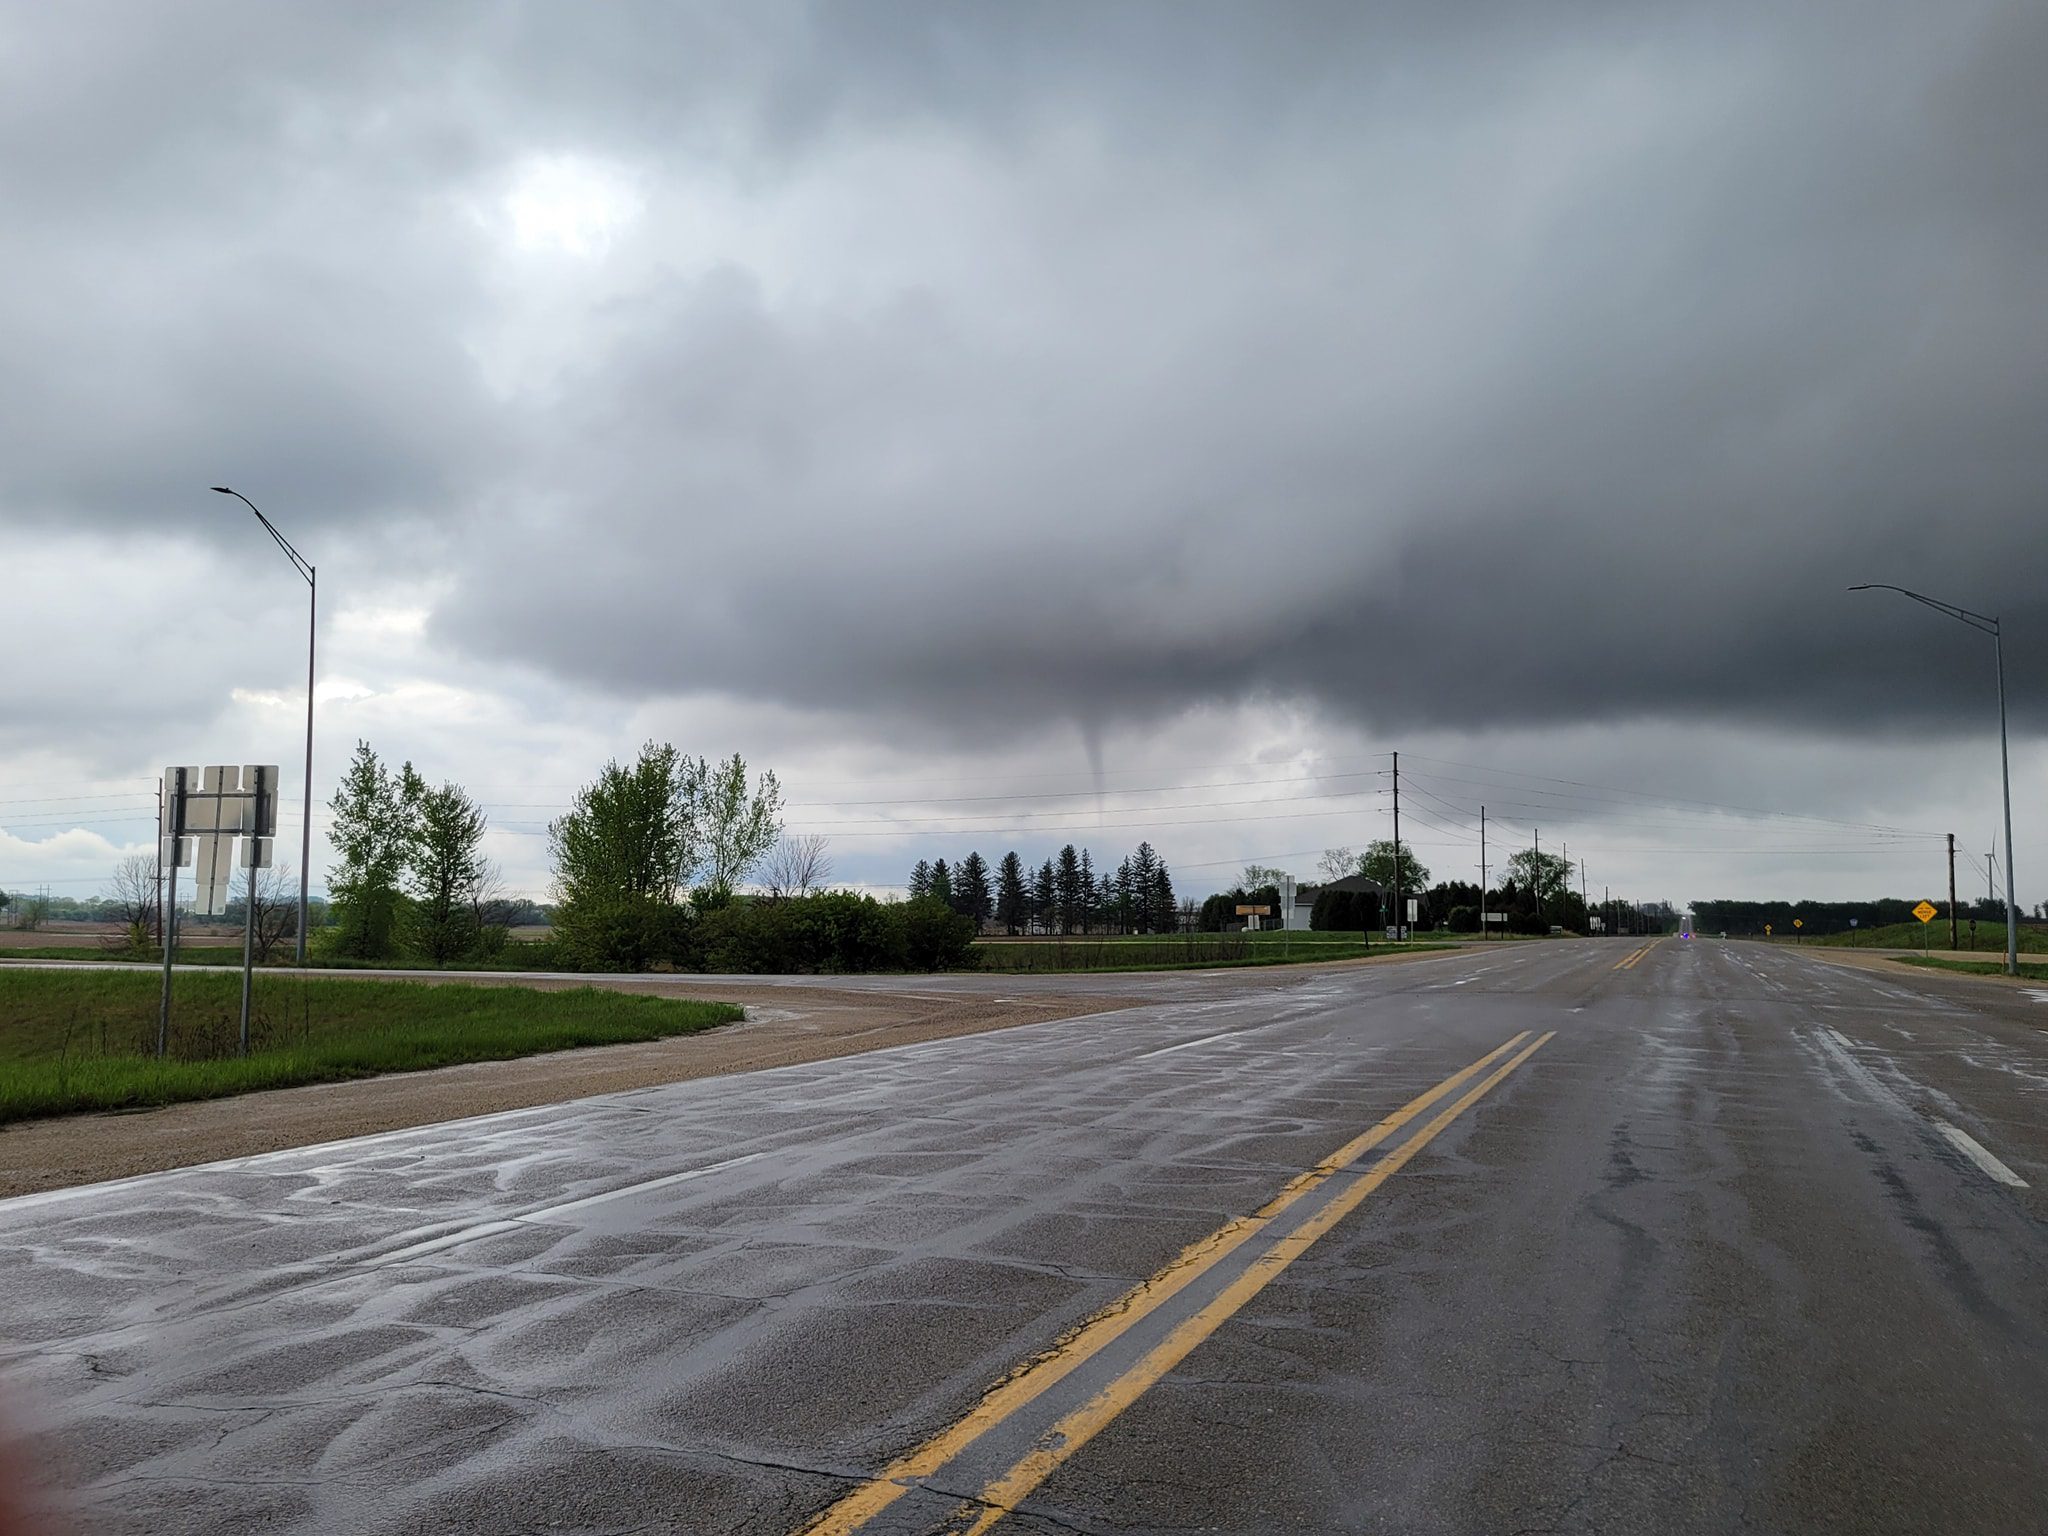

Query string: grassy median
0 970 741 1124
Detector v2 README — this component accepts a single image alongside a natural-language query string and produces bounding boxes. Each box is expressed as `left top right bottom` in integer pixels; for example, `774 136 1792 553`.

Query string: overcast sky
4 0 2044 913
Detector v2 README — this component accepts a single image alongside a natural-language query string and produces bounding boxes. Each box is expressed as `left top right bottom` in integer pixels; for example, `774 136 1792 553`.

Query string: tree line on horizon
1690 896 2020 936
906 842 1179 935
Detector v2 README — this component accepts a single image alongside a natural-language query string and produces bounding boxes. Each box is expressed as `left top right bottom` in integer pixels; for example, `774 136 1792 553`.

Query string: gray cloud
6 1 2046 775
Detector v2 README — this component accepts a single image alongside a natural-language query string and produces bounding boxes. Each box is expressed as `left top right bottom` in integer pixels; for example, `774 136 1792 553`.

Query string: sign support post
156 762 275 1060
158 860 180 1058
157 767 189 1059
1913 899 1938 957
238 765 266 1056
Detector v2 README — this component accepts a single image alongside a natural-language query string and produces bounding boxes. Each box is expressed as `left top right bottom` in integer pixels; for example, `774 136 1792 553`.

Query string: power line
1397 755 1942 838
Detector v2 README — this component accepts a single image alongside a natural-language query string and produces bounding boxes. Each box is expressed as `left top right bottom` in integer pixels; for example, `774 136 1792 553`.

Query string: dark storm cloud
434 0 2048 741
7 1 2045 748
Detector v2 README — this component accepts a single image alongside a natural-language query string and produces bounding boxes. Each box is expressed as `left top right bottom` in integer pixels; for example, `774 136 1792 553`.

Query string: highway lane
0 939 2041 1533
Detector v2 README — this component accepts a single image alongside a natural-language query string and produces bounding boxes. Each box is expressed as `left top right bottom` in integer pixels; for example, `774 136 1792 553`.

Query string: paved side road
0 940 2041 1533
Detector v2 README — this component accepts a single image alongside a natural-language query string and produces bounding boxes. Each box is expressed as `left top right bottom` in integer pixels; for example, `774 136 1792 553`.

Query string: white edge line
1826 1027 1857 1050
1934 1122 2030 1189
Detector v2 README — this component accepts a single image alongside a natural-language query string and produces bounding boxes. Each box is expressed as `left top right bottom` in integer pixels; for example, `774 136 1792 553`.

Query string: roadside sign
1234 904 1271 916
1765 924 1772 935
1913 900 1938 924
157 763 280 1064
1793 918 1803 929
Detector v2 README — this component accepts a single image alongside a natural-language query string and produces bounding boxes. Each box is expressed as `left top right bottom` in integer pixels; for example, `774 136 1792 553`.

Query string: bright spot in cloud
502 156 643 256
334 604 429 641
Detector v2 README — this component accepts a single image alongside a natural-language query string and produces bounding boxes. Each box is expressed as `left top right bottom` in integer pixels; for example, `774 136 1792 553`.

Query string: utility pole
1948 832 1958 952
1479 806 1488 941
1533 826 1542 931
1391 751 1403 942
1581 859 1588 932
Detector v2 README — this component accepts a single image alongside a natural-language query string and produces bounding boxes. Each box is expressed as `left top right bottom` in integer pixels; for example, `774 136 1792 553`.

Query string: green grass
1804 922 2048 952
0 970 740 1125
0 942 562 970
1893 956 2048 981
0 944 249 965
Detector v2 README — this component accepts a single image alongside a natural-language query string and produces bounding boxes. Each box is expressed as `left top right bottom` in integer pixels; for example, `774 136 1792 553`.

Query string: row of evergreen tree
909 842 1179 934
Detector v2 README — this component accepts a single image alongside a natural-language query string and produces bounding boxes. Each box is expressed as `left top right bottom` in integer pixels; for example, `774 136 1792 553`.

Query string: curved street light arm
1847 584 1999 636
212 486 313 585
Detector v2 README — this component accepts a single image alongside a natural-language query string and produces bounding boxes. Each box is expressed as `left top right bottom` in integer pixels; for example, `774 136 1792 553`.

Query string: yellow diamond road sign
1913 900 1938 924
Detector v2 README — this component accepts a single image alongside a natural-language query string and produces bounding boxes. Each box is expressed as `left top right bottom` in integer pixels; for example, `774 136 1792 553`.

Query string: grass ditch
1806 922 2048 952
1891 956 2048 982
0 970 740 1124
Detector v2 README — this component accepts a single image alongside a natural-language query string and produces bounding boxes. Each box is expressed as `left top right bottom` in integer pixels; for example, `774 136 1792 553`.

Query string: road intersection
2 940 2041 1533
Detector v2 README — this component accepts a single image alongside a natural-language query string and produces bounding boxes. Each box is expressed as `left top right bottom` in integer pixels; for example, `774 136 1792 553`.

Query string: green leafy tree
901 896 976 970
688 754 782 903
1356 840 1430 892
1505 847 1573 904
929 858 954 911
908 859 933 899
1241 863 1290 892
409 780 491 961
326 742 422 959
995 851 1028 935
551 742 697 906
548 742 699 968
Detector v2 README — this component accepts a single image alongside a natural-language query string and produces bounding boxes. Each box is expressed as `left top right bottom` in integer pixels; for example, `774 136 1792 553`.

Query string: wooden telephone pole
1948 832 1958 952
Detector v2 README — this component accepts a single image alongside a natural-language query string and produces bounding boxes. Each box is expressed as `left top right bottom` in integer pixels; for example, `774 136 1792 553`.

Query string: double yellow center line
795 1029 1555 1536
1613 943 1656 970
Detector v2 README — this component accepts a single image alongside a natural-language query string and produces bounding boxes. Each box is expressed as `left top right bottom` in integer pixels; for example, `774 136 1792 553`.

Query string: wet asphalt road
1 939 2043 1534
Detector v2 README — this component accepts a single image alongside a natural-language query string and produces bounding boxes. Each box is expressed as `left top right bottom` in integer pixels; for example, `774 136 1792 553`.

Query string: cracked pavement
1 940 2043 1533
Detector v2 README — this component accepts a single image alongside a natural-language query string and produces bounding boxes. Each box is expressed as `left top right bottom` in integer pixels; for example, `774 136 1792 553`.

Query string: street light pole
1849 584 2019 976
216 487 315 964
